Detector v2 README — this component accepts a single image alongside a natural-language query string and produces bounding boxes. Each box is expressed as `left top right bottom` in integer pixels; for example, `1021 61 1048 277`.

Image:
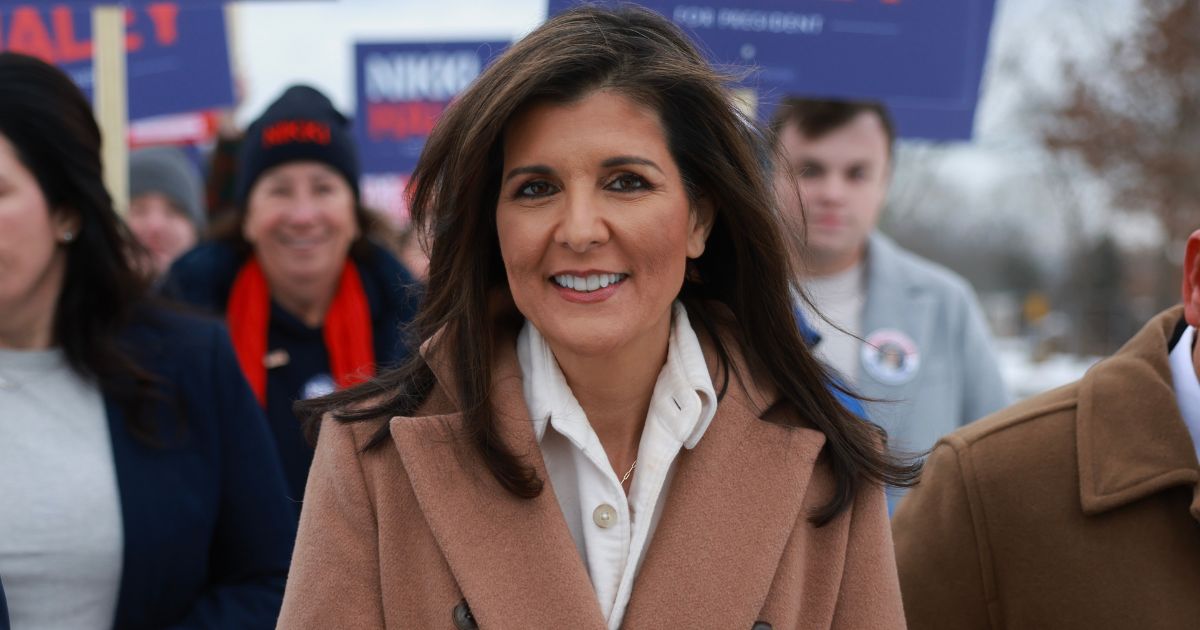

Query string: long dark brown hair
0 52 167 442
301 5 919 524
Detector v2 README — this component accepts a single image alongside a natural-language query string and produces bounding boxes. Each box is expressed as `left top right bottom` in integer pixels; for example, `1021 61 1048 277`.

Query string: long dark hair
0 52 164 442
301 6 919 524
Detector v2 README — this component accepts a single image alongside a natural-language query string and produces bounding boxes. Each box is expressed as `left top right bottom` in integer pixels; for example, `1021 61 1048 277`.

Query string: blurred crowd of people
0 4 1196 629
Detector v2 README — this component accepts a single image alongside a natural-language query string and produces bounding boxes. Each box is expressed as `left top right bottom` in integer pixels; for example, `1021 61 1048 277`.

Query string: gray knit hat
129 147 205 231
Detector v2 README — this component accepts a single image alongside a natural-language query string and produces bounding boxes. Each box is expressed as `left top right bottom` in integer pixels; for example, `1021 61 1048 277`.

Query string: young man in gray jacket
771 98 1009 510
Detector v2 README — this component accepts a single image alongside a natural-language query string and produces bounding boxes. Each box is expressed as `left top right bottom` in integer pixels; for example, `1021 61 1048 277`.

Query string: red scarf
226 256 375 406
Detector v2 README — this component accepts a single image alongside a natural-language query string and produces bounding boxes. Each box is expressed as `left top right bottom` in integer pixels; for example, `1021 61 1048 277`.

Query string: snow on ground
994 337 1100 401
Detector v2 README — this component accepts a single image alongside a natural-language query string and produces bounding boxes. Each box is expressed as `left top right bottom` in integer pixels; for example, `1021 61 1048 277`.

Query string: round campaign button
302 373 337 400
861 329 921 386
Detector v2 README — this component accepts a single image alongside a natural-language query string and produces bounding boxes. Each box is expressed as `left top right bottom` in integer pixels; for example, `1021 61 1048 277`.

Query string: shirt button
592 503 617 528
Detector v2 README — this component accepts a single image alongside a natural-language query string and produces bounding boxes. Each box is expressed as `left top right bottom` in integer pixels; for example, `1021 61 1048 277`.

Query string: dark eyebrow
794 160 825 176
503 165 554 183
601 155 663 174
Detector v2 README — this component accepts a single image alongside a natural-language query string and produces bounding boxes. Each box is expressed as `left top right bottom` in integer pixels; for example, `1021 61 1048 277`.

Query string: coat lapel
1076 306 1200 522
104 324 173 629
389 333 608 630
858 236 935 435
621 351 828 627
395 307 828 628
104 397 151 629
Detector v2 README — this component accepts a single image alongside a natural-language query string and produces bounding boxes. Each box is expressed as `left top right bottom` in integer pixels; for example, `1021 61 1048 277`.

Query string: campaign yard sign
355 41 507 175
546 0 997 140
0 2 234 119
354 41 507 225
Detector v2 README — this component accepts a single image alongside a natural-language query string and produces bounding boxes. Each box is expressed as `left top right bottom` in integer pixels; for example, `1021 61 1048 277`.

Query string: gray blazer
856 232 1008 469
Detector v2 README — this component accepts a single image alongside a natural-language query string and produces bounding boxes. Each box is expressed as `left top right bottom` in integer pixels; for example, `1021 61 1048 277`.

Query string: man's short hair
769 97 895 155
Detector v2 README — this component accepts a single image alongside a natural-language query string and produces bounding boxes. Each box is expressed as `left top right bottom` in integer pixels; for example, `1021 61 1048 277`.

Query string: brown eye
607 173 648 192
518 180 556 198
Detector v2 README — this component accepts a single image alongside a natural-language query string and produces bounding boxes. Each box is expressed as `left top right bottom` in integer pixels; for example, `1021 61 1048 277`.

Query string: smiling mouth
812 214 846 228
551 273 627 293
278 235 328 248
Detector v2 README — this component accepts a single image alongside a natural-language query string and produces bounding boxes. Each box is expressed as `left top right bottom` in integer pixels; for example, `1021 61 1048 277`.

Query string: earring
61 231 74 243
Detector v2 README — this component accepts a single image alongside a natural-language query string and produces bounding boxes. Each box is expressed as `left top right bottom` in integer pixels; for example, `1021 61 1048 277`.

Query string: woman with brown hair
279 6 916 629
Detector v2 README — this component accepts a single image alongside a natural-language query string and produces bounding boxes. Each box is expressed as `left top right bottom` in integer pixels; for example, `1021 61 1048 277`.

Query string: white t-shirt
517 302 716 629
797 262 866 383
0 348 124 629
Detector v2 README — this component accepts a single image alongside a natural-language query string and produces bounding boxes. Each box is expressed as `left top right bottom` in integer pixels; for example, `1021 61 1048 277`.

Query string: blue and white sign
353 41 508 175
0 2 234 119
547 0 997 140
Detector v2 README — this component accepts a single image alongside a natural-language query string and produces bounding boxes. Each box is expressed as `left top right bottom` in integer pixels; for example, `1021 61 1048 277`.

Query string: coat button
592 503 617 528
453 599 478 629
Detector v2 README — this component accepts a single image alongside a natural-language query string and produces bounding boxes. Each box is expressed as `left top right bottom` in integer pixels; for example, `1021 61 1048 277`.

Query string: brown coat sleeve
892 440 996 630
277 417 386 629
830 479 909 629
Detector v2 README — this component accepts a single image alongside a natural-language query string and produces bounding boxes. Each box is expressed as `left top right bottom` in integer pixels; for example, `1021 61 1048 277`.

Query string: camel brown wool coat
277 319 906 629
893 306 1200 630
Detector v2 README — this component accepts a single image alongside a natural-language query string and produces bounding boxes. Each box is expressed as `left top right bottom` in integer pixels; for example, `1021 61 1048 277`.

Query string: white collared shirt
517 302 717 629
1167 325 1200 465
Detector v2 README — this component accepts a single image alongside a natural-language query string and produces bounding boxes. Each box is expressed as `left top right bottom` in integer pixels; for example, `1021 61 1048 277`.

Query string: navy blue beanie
235 85 359 206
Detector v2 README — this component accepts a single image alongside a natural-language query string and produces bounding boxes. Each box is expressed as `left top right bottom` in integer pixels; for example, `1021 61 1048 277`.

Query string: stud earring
61 231 74 243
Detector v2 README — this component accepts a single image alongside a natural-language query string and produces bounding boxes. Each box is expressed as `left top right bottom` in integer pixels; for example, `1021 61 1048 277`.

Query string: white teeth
552 273 625 293
282 236 323 247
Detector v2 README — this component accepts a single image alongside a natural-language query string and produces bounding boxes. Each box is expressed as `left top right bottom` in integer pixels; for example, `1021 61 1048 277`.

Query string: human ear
52 207 81 242
686 197 715 259
1182 229 1200 327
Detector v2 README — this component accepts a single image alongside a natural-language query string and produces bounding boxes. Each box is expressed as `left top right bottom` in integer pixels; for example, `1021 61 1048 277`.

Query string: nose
142 210 167 232
554 189 609 253
805 174 846 207
285 192 321 224
131 207 166 240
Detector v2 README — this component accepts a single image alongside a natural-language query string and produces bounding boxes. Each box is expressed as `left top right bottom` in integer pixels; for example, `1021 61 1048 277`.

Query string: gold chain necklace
620 460 637 485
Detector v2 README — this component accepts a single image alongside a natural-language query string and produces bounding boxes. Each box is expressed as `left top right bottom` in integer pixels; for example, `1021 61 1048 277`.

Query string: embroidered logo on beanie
235 85 360 206
262 120 333 148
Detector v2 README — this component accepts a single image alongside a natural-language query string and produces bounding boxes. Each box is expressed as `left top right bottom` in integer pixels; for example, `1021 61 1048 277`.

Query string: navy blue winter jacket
107 306 295 629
